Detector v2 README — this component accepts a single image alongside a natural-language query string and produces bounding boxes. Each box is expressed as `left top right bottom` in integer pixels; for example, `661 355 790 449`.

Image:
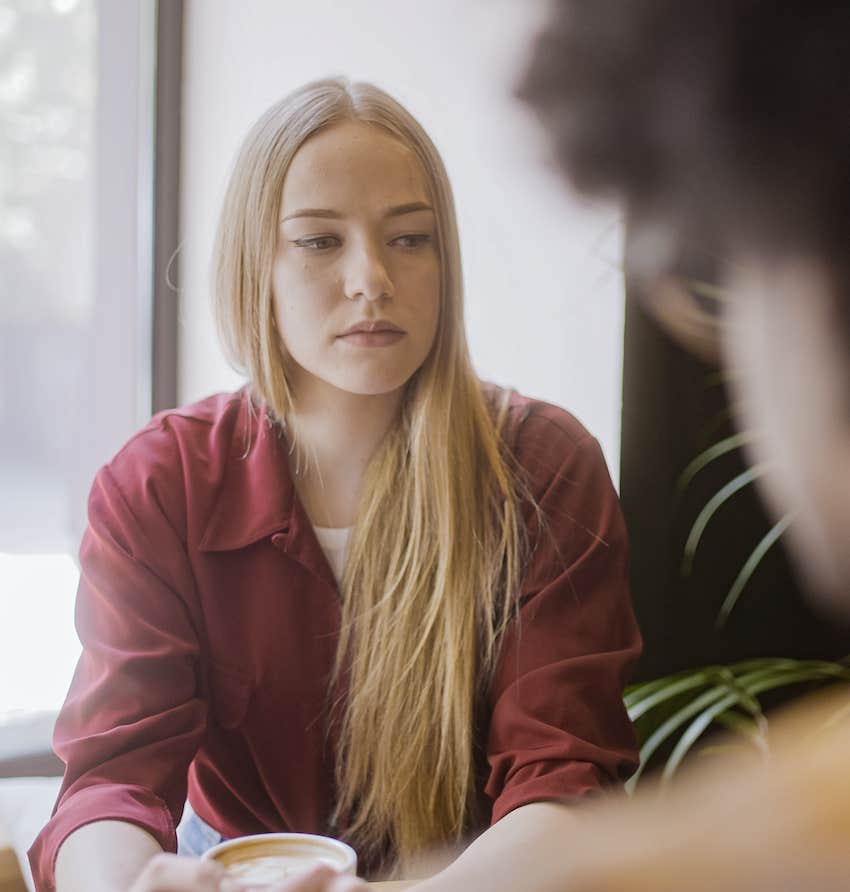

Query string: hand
127 852 240 892
267 865 371 892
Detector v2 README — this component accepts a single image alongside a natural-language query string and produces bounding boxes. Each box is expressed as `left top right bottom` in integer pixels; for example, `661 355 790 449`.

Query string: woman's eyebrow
281 202 433 223
281 208 341 222
384 201 434 217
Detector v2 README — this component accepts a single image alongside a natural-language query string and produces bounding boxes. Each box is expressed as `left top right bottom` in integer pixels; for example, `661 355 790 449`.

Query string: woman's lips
338 330 406 347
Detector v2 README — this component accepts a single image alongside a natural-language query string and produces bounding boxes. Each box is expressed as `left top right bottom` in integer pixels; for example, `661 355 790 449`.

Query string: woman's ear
625 222 725 365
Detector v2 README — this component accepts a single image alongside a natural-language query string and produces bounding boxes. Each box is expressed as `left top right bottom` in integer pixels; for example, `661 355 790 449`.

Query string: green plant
625 657 850 792
677 431 796 628
623 279 850 791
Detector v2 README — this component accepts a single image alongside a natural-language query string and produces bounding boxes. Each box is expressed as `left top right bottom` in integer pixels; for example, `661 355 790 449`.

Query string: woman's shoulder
482 382 595 455
483 385 622 559
109 390 248 471
97 390 254 519
482 381 614 501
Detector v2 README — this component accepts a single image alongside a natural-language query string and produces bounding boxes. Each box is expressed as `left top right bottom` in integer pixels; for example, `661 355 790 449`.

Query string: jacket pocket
208 660 253 729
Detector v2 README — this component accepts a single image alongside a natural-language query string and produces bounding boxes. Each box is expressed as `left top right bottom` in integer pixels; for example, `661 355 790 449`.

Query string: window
0 0 159 723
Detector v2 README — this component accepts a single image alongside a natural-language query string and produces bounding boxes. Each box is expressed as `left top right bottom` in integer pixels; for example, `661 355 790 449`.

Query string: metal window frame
151 0 183 414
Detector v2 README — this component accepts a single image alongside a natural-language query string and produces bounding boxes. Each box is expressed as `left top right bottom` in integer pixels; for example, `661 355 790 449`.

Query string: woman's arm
411 690 850 892
483 427 640 825
30 443 208 891
55 820 237 892
55 821 161 892
263 805 579 892
414 802 577 892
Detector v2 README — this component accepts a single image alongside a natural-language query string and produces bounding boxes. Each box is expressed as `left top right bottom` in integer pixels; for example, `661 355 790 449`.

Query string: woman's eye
391 234 431 249
293 236 339 251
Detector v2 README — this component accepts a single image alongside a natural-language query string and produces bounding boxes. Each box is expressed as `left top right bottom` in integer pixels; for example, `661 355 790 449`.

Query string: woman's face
273 120 441 402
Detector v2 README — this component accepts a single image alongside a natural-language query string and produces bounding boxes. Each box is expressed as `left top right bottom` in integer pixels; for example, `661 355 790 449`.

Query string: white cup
202 832 357 885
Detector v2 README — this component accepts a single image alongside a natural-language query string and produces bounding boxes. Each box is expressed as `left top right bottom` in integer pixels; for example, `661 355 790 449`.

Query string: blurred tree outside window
0 0 95 721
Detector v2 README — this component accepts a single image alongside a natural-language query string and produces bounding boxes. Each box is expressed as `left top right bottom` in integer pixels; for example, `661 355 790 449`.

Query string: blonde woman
30 78 640 892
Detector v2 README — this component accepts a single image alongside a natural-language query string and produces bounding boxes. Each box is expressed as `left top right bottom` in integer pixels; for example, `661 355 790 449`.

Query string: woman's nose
343 242 394 302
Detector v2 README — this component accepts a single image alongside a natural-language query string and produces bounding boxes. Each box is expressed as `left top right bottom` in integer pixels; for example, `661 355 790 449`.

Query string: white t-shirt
312 525 352 586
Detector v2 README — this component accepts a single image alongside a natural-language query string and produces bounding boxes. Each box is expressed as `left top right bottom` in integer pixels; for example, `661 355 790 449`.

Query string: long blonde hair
213 77 526 869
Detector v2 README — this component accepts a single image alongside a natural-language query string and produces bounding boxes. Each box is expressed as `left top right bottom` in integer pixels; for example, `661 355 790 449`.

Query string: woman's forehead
281 120 431 214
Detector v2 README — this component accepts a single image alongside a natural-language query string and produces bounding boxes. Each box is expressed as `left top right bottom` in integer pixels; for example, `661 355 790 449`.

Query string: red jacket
29 389 641 890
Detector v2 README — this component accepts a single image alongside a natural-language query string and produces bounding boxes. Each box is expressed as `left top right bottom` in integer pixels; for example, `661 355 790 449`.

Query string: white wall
179 0 625 481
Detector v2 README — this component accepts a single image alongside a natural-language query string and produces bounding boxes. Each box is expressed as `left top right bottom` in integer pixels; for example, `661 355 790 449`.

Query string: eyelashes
293 236 340 251
291 234 433 252
391 234 432 249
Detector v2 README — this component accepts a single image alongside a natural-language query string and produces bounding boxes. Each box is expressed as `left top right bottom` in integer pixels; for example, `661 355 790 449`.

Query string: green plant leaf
626 684 733 792
661 691 745 784
624 676 676 709
681 464 769 575
659 668 772 783
713 708 769 754
710 667 763 717
626 672 714 721
715 513 796 627
626 658 850 793
677 432 752 493
728 657 800 674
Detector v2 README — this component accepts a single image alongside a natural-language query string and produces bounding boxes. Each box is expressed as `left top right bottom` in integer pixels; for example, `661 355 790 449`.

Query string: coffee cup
202 832 357 886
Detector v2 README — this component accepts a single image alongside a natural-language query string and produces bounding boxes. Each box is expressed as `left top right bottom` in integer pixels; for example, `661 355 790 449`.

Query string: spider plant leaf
698 405 736 447
730 657 800 674
626 659 850 793
632 662 850 789
627 672 713 721
625 671 701 709
735 661 850 698
658 666 834 784
713 708 769 753
662 691 748 783
709 667 764 717
624 676 676 709
681 464 769 575
626 685 731 792
677 432 752 493
716 513 795 627
745 669 850 697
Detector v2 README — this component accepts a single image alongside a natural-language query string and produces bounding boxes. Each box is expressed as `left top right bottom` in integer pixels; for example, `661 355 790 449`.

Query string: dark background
619 297 850 684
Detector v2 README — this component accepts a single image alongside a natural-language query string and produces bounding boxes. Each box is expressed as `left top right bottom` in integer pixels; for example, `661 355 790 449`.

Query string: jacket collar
198 393 337 591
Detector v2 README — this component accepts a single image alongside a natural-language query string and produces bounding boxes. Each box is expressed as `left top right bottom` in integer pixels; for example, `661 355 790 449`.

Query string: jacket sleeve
486 427 642 824
28 440 207 892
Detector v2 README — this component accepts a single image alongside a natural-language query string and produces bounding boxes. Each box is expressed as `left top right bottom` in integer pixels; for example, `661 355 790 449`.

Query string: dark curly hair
517 0 850 265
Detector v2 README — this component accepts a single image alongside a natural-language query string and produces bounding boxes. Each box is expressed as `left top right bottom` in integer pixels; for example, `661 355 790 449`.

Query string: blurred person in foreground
511 1 850 890
278 2 850 891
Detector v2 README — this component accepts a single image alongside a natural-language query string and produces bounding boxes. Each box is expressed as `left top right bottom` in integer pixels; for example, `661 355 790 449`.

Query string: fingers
133 859 372 892
327 876 370 892
323 872 370 892
266 865 370 892
129 852 240 892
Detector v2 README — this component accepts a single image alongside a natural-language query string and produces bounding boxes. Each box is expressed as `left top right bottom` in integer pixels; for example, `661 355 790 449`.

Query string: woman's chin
329 374 411 399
